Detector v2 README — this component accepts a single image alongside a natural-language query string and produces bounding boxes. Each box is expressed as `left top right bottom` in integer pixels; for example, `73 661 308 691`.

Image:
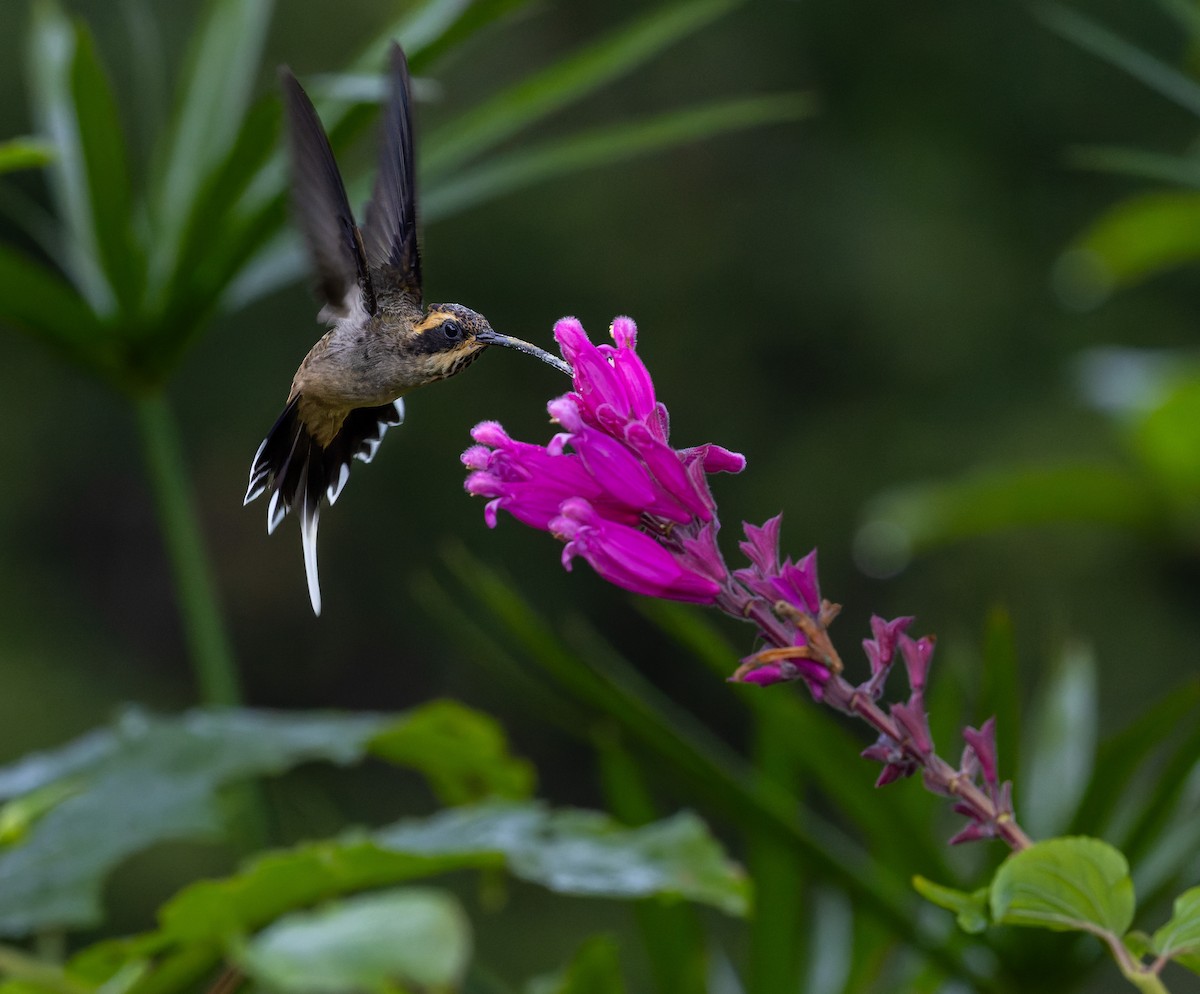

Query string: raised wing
280 68 376 320
360 43 422 304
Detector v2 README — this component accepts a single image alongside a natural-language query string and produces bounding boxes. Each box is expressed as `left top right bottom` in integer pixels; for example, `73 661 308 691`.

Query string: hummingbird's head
412 303 573 382
410 303 496 382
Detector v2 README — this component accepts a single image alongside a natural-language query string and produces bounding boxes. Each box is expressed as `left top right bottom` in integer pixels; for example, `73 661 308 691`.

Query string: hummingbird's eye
441 320 464 341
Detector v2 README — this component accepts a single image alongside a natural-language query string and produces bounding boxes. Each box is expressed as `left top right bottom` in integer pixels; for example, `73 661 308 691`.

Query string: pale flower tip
553 317 588 357
461 444 490 469
471 420 510 446
609 315 638 348
704 445 746 474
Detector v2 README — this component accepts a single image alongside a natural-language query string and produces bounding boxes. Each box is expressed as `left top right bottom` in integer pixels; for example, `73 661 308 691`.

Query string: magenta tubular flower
462 317 742 603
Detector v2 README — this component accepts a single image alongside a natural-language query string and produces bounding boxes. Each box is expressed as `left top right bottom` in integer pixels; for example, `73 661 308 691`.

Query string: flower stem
134 391 242 706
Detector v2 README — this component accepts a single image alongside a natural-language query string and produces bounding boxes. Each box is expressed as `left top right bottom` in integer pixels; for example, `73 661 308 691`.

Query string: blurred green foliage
0 0 1199 992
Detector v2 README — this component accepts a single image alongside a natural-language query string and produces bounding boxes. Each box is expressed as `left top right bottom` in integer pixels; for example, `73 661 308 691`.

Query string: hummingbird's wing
280 68 377 321
360 43 422 304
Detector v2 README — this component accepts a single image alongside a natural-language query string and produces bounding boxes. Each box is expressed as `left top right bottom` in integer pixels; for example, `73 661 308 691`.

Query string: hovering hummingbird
245 43 569 615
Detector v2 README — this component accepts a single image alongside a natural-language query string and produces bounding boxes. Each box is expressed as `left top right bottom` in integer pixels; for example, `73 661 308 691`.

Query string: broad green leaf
376 804 749 915
1152 886 1200 967
1020 642 1097 838
0 137 53 174
91 802 744 994
425 93 815 220
27 0 117 314
1059 191 1200 303
1065 145 1200 188
912 877 989 934
860 462 1159 554
526 935 625 994
369 698 535 803
159 802 745 946
237 888 471 994
0 704 526 936
1038 4 1200 117
424 0 745 175
990 837 1135 936
149 0 273 291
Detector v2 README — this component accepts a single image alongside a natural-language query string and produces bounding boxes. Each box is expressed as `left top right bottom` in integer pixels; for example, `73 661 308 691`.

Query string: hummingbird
244 43 570 615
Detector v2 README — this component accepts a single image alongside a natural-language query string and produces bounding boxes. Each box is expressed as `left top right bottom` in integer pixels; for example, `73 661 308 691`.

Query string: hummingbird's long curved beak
476 329 573 377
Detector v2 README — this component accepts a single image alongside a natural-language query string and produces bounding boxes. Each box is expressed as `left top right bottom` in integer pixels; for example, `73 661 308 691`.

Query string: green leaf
860 462 1160 555
1058 190 1200 306
237 888 471 994
376 804 748 915
1038 4 1200 117
100 802 742 994
0 136 54 174
990 837 1135 936
66 20 143 314
0 704 527 936
26 0 134 315
1020 642 1097 838
912 876 990 934
527 935 625 994
368 699 535 804
425 93 814 221
158 803 745 945
424 0 745 175
1152 886 1200 967
148 0 273 291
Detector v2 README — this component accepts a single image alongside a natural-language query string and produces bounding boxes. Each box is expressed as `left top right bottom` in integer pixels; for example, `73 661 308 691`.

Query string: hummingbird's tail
244 396 406 615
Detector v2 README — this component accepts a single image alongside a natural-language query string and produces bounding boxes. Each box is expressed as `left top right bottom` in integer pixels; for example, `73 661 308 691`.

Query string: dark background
0 0 1195 985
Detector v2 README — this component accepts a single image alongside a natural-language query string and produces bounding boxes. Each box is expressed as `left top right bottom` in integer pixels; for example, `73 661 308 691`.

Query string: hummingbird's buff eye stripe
245 44 572 615
412 309 458 334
